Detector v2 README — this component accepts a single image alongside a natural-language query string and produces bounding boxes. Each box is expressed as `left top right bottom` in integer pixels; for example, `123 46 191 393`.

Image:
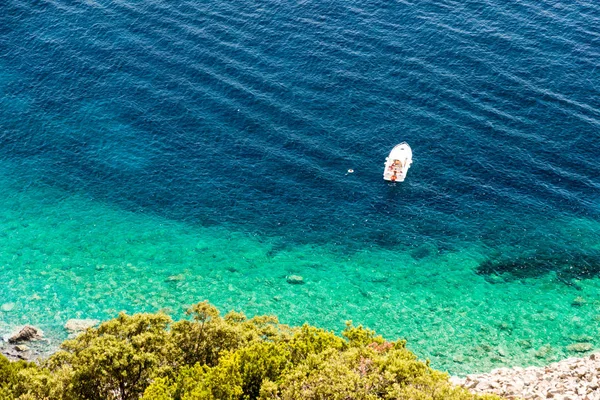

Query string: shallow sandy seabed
1 173 599 375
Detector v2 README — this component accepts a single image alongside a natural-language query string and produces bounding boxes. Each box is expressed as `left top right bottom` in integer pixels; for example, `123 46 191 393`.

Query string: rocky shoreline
1 319 99 362
451 352 600 400
1 325 48 361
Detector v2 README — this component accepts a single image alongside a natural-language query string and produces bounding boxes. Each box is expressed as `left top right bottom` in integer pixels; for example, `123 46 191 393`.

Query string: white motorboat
383 142 412 182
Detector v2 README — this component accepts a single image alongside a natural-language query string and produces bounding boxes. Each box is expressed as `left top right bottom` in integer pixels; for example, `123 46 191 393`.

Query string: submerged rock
65 319 100 333
165 274 185 282
567 342 592 353
8 325 43 343
571 296 586 307
569 334 593 343
369 272 388 283
496 322 512 332
517 339 532 349
452 354 466 364
534 344 553 359
286 275 304 285
1 303 15 312
410 243 437 260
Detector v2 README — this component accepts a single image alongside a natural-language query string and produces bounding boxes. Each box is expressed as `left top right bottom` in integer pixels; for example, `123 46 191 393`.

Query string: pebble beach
452 353 600 400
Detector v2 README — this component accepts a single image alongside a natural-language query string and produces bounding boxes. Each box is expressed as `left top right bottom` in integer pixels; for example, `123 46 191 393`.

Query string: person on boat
394 160 403 174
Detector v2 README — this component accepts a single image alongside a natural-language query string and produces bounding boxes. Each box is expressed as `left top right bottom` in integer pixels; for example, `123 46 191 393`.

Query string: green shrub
177 352 243 400
236 342 289 399
287 324 346 364
0 354 17 389
274 345 495 400
11 365 72 400
169 301 289 370
275 348 371 400
0 354 44 400
50 312 172 400
342 321 387 348
0 302 503 400
141 378 175 400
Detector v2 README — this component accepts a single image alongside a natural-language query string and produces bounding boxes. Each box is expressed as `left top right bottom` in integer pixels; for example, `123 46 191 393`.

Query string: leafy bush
52 312 173 400
0 301 501 400
0 355 44 400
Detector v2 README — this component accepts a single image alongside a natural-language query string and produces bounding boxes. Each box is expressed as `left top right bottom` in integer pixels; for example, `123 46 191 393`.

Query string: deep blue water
2 0 599 246
1 0 600 373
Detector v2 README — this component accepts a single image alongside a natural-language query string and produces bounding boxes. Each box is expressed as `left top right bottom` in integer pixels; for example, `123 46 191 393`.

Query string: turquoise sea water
1 0 600 375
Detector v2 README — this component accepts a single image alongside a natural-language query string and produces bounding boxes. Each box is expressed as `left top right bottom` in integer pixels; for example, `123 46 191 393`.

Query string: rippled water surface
1 0 599 374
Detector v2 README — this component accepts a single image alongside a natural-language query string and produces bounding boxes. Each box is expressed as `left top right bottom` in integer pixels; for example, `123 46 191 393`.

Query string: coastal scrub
0 301 500 400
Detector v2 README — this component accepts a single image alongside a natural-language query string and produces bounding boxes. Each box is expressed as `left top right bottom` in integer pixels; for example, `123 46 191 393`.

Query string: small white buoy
347 169 354 173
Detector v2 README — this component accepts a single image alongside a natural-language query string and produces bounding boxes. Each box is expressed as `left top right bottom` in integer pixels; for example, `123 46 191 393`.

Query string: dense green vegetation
0 301 500 400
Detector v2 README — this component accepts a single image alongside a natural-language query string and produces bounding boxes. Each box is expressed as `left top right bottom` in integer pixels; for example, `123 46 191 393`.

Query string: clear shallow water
1 0 600 375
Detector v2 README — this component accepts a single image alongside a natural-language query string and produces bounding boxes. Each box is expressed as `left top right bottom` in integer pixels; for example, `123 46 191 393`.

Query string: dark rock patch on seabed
476 250 600 284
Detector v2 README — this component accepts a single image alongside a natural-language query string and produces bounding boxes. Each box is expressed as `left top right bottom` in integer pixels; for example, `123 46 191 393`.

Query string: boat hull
383 142 412 182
